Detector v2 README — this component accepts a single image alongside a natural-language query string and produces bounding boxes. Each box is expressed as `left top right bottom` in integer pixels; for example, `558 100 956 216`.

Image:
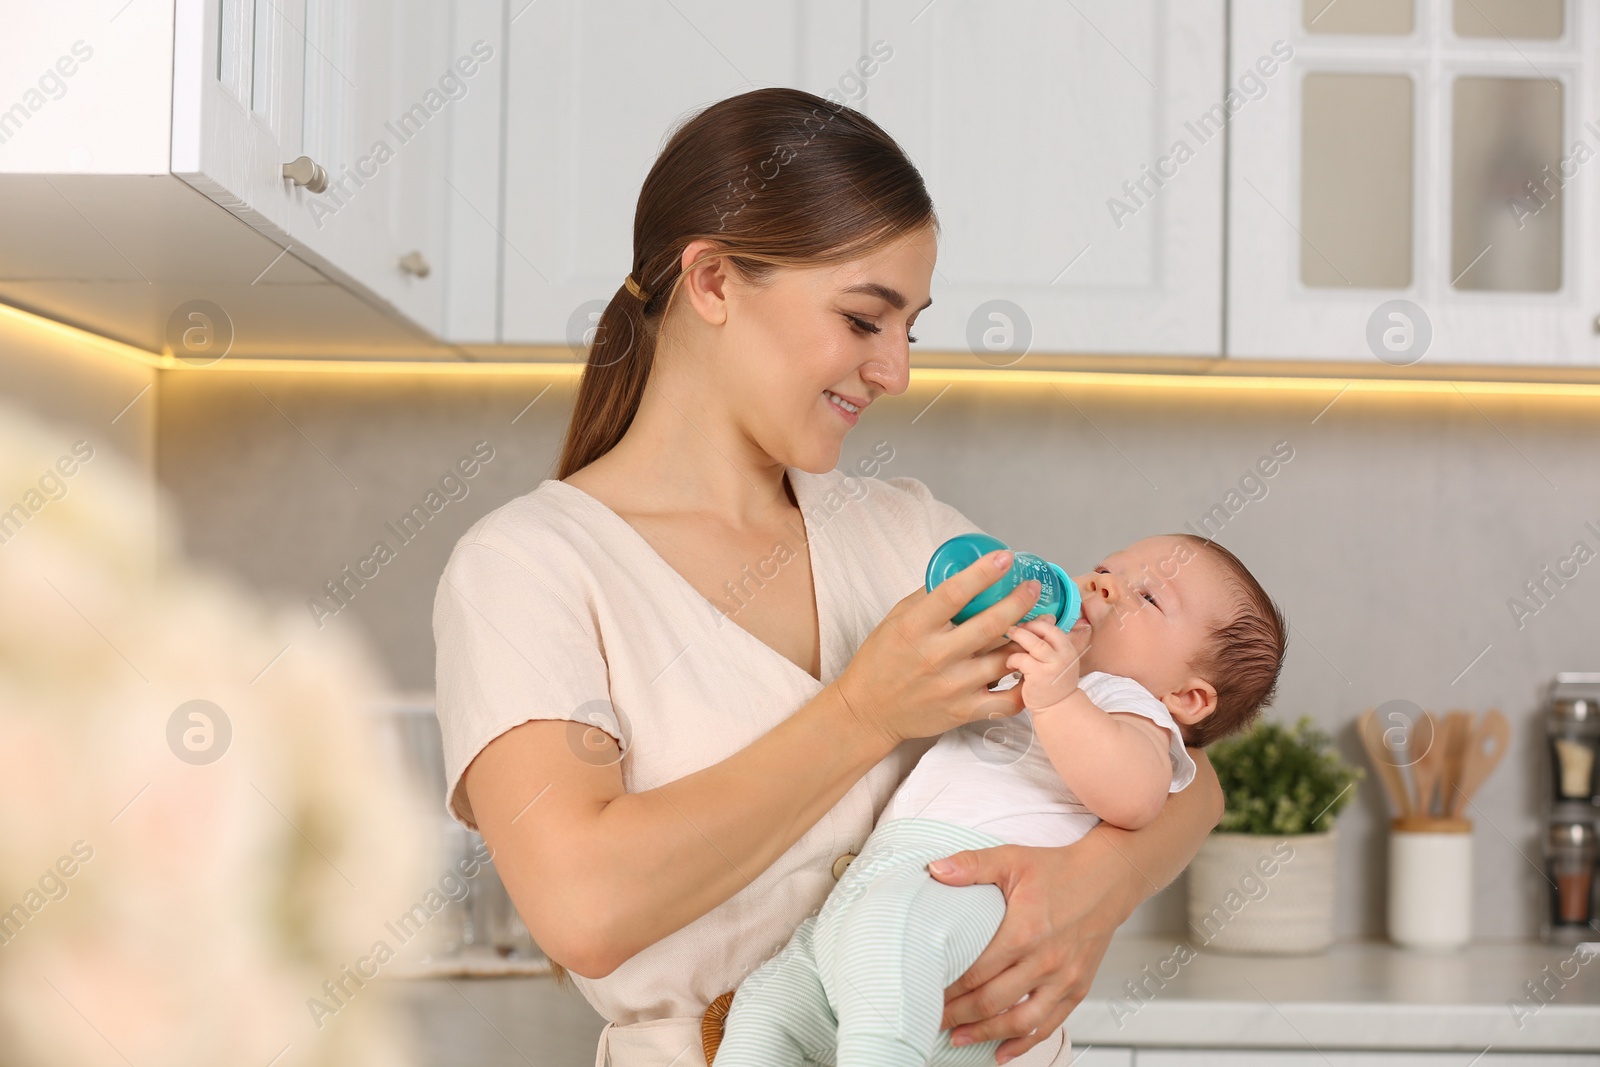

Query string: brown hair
1177 535 1288 747
555 86 938 481
544 88 935 987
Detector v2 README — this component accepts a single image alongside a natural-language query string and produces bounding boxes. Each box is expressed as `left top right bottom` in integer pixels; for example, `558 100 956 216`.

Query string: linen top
431 465 988 1028
880 671 1198 847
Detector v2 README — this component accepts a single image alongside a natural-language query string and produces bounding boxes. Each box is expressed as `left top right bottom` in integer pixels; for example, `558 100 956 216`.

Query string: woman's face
704 224 937 473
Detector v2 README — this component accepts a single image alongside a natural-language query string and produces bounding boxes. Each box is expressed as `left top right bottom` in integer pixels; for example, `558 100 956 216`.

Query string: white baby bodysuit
879 671 1198 847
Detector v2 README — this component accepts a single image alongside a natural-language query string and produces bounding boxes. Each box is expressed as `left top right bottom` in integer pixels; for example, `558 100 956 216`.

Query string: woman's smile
824 389 863 425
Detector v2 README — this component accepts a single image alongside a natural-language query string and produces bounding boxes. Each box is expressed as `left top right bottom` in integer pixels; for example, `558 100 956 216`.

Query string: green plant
1210 715 1364 835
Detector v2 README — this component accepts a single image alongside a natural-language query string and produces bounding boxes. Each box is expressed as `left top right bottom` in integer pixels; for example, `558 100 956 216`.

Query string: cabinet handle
281 155 329 194
399 251 431 279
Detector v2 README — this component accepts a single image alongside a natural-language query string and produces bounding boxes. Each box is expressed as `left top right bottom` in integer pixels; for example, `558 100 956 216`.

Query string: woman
433 87 1222 1067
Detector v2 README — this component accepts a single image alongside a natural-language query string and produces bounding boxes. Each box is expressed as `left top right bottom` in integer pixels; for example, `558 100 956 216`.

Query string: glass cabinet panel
1301 73 1414 287
1303 0 1414 35
1451 76 1563 291
1454 0 1563 40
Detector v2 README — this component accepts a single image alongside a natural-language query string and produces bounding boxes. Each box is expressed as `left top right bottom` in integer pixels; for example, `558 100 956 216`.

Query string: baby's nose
1080 574 1117 601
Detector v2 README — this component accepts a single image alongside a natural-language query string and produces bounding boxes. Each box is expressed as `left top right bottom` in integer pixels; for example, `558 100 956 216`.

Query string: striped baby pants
713 816 1011 1067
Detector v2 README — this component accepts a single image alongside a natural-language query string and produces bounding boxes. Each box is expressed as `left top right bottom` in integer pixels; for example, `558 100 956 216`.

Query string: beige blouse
432 466 1074 1067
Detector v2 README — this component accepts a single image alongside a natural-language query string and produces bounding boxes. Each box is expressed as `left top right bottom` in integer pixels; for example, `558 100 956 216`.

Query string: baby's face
1069 535 1230 707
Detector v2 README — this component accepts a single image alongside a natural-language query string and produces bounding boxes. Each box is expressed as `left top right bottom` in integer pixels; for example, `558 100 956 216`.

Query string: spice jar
1548 674 1600 806
1543 809 1599 945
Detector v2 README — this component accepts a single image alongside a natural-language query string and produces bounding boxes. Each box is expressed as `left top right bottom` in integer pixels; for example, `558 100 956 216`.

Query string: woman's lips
824 389 861 425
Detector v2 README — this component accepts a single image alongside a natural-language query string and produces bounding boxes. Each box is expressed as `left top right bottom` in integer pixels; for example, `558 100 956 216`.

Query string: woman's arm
928 746 1223 1064
464 682 892 979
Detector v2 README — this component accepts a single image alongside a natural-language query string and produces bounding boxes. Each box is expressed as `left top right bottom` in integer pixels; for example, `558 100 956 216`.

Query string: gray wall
0 311 157 476
154 369 1600 941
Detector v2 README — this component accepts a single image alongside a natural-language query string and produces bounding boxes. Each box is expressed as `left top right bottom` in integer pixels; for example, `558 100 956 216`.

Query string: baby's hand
1003 615 1090 710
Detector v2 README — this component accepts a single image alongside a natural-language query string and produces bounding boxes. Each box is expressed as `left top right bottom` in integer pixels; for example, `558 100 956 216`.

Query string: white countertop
1066 937 1600 1053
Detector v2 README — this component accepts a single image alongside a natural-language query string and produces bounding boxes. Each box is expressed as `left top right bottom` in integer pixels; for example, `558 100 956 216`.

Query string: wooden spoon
1409 711 1441 817
1447 709 1510 818
1359 707 1410 820
1441 710 1470 811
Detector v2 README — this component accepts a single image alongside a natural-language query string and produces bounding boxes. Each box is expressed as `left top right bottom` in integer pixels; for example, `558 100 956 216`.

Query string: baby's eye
1141 590 1158 606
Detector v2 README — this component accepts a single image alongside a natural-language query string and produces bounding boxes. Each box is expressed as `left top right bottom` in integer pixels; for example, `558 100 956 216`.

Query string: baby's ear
1163 676 1217 726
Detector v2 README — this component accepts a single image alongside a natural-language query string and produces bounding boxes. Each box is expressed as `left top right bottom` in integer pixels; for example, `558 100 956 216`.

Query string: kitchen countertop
390 937 1600 1066
1067 936 1600 1054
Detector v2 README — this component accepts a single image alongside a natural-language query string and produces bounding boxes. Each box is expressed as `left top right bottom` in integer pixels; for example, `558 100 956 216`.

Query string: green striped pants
713 817 1010 1067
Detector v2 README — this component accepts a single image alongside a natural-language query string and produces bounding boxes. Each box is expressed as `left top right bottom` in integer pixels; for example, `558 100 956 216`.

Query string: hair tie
624 273 651 303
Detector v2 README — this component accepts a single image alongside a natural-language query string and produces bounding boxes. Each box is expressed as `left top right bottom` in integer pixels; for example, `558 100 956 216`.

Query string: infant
712 533 1287 1067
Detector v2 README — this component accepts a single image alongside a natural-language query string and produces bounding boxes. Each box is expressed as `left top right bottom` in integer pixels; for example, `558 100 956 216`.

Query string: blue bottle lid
1048 563 1083 630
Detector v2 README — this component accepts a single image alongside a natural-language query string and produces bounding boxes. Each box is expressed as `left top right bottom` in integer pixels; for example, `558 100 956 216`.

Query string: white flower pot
1185 829 1338 955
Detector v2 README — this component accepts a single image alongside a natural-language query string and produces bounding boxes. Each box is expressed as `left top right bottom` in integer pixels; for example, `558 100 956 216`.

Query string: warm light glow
6 301 1600 401
0 302 164 370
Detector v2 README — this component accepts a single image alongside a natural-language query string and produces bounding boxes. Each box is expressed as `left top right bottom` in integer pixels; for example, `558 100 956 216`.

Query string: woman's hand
831 549 1042 748
925 838 1131 1064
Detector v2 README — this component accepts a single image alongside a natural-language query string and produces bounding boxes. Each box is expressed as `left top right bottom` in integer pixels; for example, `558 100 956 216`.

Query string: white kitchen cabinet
0 0 467 356
497 0 870 345
173 0 458 338
1227 0 1600 366
440 0 509 344
863 0 1227 359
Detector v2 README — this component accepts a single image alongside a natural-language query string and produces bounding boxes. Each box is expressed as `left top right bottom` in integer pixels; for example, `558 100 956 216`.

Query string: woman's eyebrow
841 281 933 312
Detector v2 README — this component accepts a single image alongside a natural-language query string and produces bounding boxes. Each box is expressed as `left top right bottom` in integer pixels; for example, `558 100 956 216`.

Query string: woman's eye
847 313 918 344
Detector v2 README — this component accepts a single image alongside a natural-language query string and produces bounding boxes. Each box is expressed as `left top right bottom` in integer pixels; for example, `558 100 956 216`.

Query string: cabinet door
290 0 451 336
172 0 307 231
441 0 509 344
1227 0 1600 366
173 0 451 337
499 0 866 345
863 0 1226 358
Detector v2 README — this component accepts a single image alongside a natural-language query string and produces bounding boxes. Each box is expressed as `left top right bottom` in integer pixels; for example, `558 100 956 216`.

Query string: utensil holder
1388 817 1473 950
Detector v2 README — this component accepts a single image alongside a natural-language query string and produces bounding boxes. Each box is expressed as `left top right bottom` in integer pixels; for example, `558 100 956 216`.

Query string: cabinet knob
281 155 328 194
398 251 431 279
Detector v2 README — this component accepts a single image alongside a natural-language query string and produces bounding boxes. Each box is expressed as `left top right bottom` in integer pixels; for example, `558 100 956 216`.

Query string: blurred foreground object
0 400 431 1067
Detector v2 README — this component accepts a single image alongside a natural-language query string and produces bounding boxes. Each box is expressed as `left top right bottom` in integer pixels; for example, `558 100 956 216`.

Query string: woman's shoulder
440 479 595 579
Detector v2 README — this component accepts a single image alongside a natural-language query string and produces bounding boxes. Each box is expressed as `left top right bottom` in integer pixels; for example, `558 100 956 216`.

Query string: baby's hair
1174 535 1288 746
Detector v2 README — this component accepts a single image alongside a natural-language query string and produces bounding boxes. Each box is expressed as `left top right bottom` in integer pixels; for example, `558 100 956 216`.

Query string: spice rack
1543 674 1600 945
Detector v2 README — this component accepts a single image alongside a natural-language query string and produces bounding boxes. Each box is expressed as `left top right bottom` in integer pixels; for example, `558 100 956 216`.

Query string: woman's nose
860 346 910 397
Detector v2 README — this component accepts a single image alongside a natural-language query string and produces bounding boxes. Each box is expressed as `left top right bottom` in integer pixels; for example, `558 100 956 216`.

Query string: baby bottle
925 533 1081 630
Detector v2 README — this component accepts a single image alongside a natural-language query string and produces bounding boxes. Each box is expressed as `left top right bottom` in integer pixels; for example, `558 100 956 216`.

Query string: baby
712 533 1287 1067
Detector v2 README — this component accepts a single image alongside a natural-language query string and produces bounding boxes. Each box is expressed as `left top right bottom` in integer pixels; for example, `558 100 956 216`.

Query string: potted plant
1185 715 1363 955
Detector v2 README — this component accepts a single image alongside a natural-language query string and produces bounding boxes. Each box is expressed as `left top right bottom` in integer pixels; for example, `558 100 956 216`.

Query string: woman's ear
1163 676 1218 726
678 239 731 325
